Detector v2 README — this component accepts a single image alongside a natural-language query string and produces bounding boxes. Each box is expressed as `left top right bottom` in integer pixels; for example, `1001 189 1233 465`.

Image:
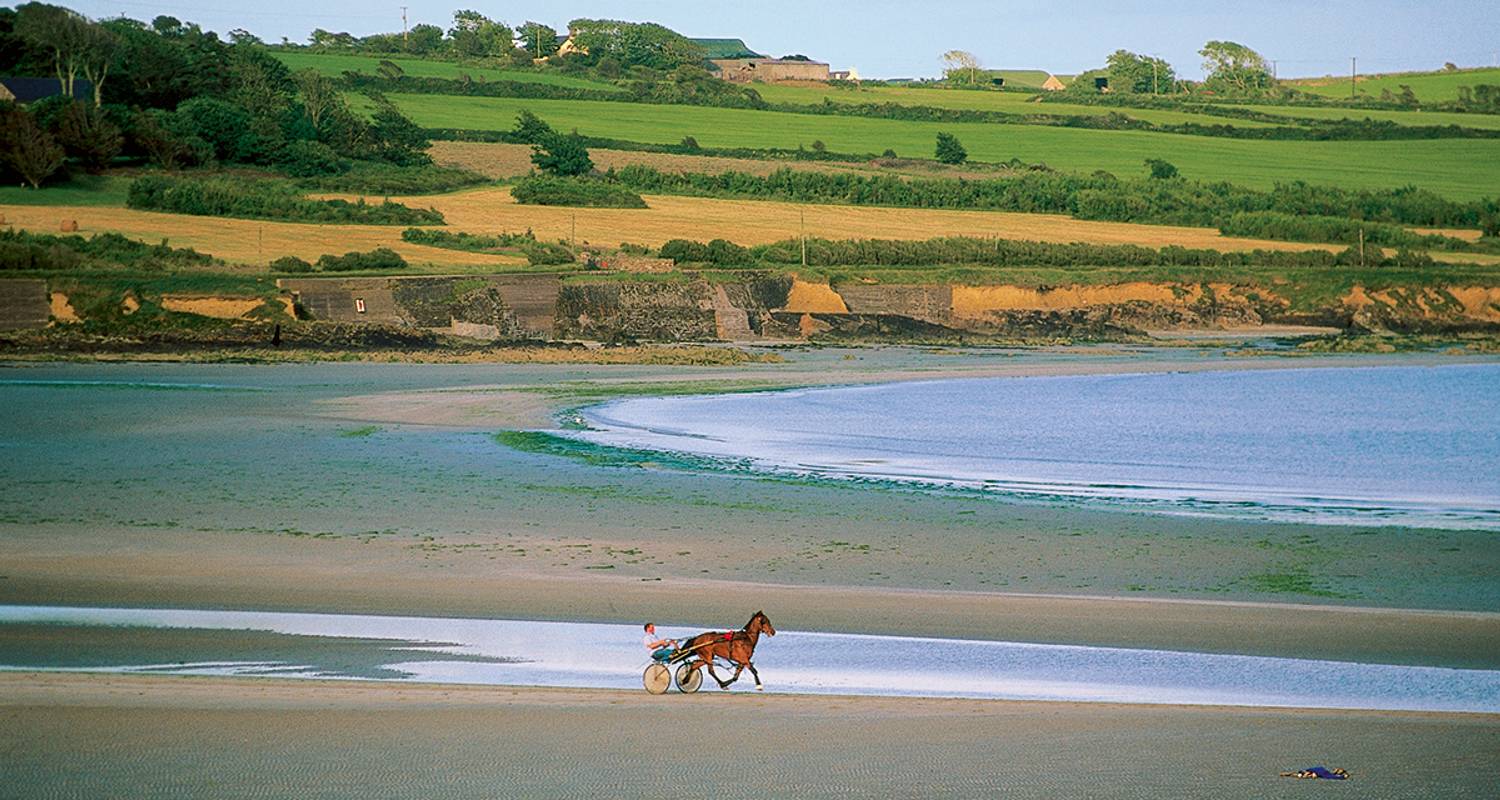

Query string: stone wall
0 279 49 330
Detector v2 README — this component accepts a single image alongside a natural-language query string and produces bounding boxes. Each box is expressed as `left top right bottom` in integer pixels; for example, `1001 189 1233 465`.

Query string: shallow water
3 606 1498 712
575 364 1500 529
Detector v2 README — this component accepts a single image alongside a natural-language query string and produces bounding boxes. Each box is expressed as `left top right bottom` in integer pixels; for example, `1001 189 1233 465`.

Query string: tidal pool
3 606 1497 713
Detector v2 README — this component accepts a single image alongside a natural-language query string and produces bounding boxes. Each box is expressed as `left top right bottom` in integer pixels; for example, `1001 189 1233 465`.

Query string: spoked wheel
675 662 703 693
643 663 671 695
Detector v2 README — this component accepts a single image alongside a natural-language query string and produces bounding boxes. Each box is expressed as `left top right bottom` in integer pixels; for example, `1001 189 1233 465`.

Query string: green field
1226 103 1500 130
0 176 132 206
375 93 1500 197
1286 67 1500 102
751 83 1281 128
271 50 624 92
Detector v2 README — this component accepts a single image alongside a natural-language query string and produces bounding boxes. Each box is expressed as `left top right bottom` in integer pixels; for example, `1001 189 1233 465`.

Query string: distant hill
1286 66 1500 103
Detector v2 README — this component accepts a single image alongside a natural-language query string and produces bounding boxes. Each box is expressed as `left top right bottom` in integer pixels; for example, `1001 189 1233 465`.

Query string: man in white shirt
643 622 676 660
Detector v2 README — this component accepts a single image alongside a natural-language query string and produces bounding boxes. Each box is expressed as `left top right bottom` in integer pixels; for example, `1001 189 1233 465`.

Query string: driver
642 622 677 661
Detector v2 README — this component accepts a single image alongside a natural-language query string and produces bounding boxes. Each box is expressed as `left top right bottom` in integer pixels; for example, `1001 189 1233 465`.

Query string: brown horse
678 611 776 690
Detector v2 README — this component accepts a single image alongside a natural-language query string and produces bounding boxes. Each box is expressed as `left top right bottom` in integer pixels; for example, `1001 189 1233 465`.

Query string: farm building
711 58 831 82
1041 74 1067 91
0 77 93 103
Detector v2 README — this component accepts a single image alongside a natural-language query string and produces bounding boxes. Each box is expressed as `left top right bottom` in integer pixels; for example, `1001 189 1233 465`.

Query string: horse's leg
704 655 730 689
721 661 745 688
746 662 763 691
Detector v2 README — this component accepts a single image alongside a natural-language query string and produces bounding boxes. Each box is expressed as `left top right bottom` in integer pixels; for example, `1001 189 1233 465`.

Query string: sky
68 0 1500 80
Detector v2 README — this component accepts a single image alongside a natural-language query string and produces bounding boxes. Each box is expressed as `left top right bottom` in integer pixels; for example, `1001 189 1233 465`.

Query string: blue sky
71 0 1500 79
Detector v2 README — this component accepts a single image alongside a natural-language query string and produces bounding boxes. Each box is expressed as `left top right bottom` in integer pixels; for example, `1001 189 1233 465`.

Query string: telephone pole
400 7 408 46
1351 56 1357 99
800 208 807 268
1270 60 1278 81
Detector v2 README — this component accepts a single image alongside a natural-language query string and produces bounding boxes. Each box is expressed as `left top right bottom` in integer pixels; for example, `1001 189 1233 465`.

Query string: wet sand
4 672 1497 799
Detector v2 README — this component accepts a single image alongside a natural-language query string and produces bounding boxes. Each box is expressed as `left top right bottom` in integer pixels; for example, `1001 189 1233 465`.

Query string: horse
678 611 776 691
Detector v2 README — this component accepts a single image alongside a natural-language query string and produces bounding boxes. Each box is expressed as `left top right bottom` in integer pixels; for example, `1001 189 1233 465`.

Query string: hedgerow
126 175 445 225
510 175 646 208
0 229 214 270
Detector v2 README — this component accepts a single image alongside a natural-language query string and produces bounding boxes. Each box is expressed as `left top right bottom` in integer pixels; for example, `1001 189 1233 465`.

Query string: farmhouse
711 57 831 83
0 77 93 103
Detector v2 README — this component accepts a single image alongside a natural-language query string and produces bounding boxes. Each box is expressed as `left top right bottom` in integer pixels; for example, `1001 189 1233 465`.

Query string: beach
5 672 1498 799
4 347 1500 797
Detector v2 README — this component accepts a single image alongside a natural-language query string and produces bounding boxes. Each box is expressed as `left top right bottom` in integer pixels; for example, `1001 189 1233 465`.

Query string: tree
1144 158 1179 180
130 108 202 168
531 132 592 176
1199 40 1272 93
174 96 251 161
0 107 65 188
516 21 559 59
567 19 705 70
55 101 121 172
510 109 554 144
934 132 967 164
368 98 430 166
294 69 343 133
14 3 90 98
941 50 981 86
1105 50 1175 94
406 24 443 55
448 10 511 58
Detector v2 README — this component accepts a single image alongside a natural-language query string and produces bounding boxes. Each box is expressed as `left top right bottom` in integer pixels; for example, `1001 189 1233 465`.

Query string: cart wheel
644 663 671 695
675 662 703 693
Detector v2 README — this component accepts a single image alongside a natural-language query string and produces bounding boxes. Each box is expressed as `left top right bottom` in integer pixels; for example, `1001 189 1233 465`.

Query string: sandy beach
5 672 1498 799
4 348 1500 797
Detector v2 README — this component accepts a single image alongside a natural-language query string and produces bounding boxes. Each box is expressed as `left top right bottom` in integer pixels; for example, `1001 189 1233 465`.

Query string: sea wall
6 274 1500 343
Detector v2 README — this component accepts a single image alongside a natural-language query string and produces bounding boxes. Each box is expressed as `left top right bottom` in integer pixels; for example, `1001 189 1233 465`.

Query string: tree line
609 164 1500 235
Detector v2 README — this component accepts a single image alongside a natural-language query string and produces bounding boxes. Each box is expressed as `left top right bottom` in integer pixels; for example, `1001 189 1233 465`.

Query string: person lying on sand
642 622 677 661
1280 766 1350 780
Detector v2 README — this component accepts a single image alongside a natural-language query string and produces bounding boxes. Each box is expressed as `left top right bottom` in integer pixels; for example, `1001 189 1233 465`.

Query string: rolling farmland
1286 67 1500 102
374 93 1500 197
271 51 625 91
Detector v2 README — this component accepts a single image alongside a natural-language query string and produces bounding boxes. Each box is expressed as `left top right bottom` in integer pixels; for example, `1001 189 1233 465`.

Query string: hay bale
59 219 78 232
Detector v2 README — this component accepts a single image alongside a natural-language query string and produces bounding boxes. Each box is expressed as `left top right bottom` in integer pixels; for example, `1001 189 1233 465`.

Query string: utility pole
1358 228 1365 268
1351 56 1357 99
800 208 807 268
1271 60 1278 81
1152 59 1158 95
400 7 408 47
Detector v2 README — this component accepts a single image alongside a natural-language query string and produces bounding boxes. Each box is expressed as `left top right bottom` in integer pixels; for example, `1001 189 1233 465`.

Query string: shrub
1145 158 1179 180
296 163 487 194
531 132 594 177
881 148 898 158
522 241 577 265
126 176 446 225
659 238 711 262
934 132 967 164
1218 211 1468 249
270 255 314 273
510 175 646 208
280 140 350 177
679 136 701 151
0 228 213 271
400 228 537 251
316 247 407 271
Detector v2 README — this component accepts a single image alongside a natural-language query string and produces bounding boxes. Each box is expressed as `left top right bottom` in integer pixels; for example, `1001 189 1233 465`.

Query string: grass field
373 93 1500 197
1286 67 1500 102
271 51 623 92
1225 103 1500 130
0 176 132 207
750 83 1282 128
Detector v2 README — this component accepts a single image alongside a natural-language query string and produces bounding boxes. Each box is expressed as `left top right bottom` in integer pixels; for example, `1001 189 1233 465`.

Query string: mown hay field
0 204 525 270
1286 67 1500 102
378 186 1339 254
374 93 1500 197
271 51 622 91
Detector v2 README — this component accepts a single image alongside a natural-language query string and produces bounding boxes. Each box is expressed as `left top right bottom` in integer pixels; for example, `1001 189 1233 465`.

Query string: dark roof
0 77 93 103
691 38 763 59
